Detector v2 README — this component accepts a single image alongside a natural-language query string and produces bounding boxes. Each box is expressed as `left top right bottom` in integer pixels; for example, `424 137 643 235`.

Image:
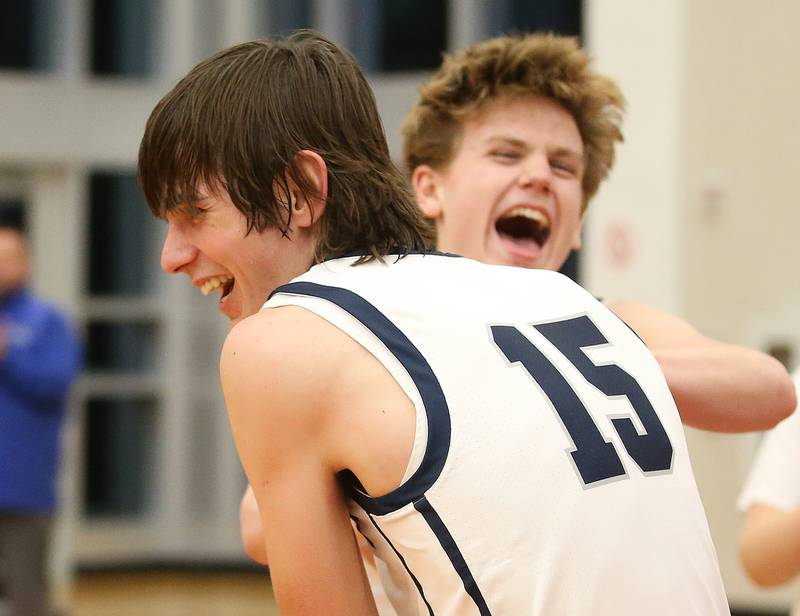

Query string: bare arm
740 503 800 587
240 483 377 569
222 311 378 616
609 301 795 432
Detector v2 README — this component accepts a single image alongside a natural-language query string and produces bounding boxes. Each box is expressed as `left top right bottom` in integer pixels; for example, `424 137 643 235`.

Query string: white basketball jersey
265 253 729 616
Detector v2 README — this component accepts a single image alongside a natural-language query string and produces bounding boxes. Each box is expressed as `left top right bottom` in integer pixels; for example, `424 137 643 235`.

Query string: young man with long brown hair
140 31 736 615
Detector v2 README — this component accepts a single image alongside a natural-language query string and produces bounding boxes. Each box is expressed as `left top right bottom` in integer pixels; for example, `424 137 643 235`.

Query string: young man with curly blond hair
402 33 790 433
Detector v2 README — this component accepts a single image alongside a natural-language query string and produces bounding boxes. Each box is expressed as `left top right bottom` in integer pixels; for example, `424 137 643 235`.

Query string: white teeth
503 207 550 229
200 276 233 296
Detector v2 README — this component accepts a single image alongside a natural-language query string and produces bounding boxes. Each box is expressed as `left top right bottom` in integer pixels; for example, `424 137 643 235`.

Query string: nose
160 222 197 274
518 153 552 194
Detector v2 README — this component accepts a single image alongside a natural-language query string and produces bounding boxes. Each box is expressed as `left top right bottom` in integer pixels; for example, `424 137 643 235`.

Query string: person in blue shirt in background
0 222 81 616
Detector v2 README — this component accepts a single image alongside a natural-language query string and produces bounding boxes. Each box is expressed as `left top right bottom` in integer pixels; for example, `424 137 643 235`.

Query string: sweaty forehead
163 199 208 225
466 95 583 148
159 180 217 217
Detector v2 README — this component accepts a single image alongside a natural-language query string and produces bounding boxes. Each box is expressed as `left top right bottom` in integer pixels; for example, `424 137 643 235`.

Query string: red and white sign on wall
603 222 637 270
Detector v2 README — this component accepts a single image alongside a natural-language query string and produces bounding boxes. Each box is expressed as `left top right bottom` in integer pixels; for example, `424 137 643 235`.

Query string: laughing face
414 95 585 270
159 184 317 325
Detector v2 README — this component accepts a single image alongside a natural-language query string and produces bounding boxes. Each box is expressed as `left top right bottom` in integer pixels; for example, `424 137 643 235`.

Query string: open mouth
221 278 235 300
201 275 235 300
495 207 551 247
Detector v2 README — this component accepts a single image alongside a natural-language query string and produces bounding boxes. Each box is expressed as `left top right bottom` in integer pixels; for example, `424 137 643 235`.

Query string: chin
501 252 546 270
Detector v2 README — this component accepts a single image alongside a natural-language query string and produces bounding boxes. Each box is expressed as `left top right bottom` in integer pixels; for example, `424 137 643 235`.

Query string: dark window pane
86 321 159 373
347 0 382 72
90 0 155 77
194 0 225 62
0 0 54 71
0 0 35 70
84 397 157 518
380 0 447 72
489 0 582 38
88 172 157 296
266 0 312 35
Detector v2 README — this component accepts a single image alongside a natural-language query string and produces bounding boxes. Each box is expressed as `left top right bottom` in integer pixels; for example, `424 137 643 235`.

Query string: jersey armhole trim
270 281 452 516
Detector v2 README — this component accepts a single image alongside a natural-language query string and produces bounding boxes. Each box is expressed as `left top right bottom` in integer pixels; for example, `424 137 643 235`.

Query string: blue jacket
0 288 82 512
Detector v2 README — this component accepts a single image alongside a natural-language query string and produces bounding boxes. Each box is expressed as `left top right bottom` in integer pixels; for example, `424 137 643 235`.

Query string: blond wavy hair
402 33 625 209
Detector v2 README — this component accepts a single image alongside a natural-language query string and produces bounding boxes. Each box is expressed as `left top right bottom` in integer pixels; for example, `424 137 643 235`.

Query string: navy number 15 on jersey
491 315 673 486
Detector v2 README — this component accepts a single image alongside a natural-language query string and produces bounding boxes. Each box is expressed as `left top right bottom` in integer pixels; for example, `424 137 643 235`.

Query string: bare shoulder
222 306 335 368
222 304 416 492
220 305 349 435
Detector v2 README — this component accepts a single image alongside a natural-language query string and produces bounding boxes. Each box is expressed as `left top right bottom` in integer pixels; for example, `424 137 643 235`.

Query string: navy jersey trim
415 497 492 616
368 513 436 616
270 281 452 515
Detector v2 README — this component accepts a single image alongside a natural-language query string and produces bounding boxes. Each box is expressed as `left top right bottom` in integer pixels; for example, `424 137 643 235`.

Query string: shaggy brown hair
402 33 625 209
139 30 433 262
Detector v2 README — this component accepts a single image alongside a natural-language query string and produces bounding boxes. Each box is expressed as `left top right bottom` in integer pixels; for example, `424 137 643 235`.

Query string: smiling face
414 95 585 270
160 184 317 325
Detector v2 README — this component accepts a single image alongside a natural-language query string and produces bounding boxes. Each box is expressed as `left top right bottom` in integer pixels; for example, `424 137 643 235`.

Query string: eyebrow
173 192 209 204
165 195 210 220
485 136 584 162
166 192 209 214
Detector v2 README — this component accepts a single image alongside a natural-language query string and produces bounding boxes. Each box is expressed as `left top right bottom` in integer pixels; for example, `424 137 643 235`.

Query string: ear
411 165 444 220
286 150 329 229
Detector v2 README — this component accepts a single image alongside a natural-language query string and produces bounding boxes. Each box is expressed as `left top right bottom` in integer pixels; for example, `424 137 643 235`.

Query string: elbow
242 532 268 566
746 354 798 430
739 541 772 588
776 390 797 427
240 517 269 566
779 376 798 423
742 568 780 589
767 361 797 428
240 488 268 566
740 552 791 589
740 532 797 589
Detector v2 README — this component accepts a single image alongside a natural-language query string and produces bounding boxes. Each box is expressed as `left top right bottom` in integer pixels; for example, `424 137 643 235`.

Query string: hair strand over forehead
139 30 434 262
